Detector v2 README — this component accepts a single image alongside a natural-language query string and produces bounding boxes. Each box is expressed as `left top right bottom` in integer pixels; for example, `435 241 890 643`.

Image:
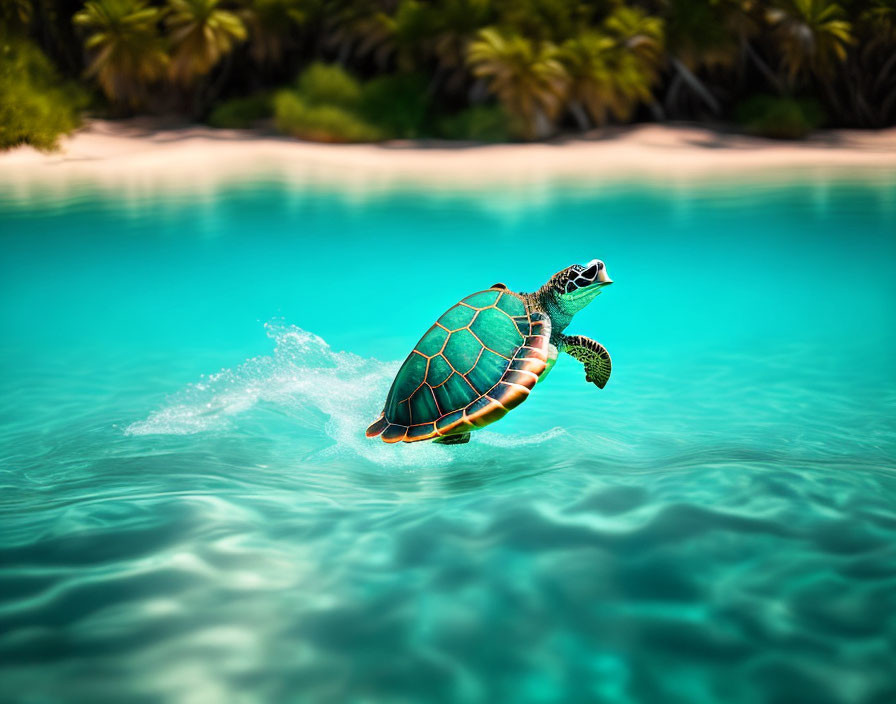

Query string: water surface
1 170 895 703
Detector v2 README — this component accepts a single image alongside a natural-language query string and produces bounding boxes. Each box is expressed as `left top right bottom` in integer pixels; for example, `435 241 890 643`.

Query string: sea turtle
366 260 613 445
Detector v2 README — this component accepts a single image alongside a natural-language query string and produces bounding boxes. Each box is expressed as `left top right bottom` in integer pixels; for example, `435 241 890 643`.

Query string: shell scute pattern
409 385 439 422
416 326 448 356
369 288 551 443
496 294 526 317
390 353 427 403
426 354 452 386
437 305 476 331
391 399 411 426
471 307 522 357
442 328 482 372
466 349 508 393
435 409 465 433
406 423 436 440
461 290 501 308
435 373 477 413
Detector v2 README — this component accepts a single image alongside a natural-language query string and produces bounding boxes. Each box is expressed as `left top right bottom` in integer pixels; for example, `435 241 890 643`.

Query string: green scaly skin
518 259 613 388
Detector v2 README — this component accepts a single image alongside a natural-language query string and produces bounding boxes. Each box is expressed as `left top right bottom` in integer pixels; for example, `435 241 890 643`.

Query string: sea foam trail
126 322 566 467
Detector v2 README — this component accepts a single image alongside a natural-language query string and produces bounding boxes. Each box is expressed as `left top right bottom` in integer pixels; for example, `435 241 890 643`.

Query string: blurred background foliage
2 0 895 149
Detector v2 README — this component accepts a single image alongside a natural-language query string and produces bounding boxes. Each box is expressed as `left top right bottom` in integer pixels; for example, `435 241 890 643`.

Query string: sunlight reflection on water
1 172 895 703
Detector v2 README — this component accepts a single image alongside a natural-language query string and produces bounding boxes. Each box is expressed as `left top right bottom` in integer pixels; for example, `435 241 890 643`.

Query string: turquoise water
1 171 895 703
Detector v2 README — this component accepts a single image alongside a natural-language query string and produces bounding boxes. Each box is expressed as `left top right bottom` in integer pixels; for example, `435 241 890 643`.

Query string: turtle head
549 259 612 313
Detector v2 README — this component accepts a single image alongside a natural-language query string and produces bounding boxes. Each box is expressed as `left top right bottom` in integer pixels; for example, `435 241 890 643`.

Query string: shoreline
1 119 894 197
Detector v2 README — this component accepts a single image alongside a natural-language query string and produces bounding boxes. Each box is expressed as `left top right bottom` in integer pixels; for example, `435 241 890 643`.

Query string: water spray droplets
126 321 563 469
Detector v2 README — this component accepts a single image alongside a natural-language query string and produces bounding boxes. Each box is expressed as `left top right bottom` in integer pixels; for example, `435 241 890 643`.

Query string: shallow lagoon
1 171 895 703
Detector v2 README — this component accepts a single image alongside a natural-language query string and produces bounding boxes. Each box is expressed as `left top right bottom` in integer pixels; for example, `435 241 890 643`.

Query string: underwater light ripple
2 174 895 703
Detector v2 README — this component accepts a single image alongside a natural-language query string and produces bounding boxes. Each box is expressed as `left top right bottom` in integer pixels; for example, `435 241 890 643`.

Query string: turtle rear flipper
434 432 471 445
562 335 611 389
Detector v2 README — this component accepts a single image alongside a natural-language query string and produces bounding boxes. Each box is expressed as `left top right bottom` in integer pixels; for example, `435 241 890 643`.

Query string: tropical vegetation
2 0 895 149
0 36 86 150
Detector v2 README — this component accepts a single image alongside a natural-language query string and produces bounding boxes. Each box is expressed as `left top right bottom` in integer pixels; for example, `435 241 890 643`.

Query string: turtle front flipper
562 335 611 389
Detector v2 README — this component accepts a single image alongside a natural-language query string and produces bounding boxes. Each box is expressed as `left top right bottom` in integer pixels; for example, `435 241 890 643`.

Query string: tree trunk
337 42 351 66
744 42 784 96
671 57 721 115
665 72 682 116
569 100 590 132
468 78 489 104
197 52 235 120
534 108 552 139
427 65 445 98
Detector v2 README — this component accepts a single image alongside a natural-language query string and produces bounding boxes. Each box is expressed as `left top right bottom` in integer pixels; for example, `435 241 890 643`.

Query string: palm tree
429 0 494 93
605 4 665 113
238 0 309 66
604 5 665 73
165 0 247 85
560 33 623 129
73 0 168 108
560 7 664 130
863 0 896 33
716 0 785 95
322 0 393 67
660 0 740 115
839 0 896 125
366 0 436 72
467 27 567 139
373 0 493 91
496 0 588 44
2 0 33 35
766 0 853 86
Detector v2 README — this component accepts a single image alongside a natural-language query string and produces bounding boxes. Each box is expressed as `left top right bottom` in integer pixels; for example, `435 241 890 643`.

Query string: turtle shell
366 287 551 443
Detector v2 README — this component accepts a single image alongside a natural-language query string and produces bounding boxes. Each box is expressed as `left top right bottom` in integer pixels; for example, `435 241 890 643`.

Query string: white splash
126 322 563 468
478 427 567 447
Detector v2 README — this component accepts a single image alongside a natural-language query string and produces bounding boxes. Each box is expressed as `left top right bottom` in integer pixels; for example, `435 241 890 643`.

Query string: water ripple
3 176 896 703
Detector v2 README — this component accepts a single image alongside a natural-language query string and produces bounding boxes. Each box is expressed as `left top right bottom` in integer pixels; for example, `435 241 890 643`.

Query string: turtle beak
564 259 613 300
587 259 613 286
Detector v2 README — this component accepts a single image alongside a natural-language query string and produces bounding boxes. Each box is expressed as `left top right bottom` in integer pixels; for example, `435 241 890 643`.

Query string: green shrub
0 38 86 151
736 95 824 140
295 62 362 109
360 74 429 139
273 90 382 143
207 93 273 128
277 65 435 142
437 104 512 142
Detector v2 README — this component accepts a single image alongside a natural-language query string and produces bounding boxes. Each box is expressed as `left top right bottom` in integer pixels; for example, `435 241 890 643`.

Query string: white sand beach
1 119 894 196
